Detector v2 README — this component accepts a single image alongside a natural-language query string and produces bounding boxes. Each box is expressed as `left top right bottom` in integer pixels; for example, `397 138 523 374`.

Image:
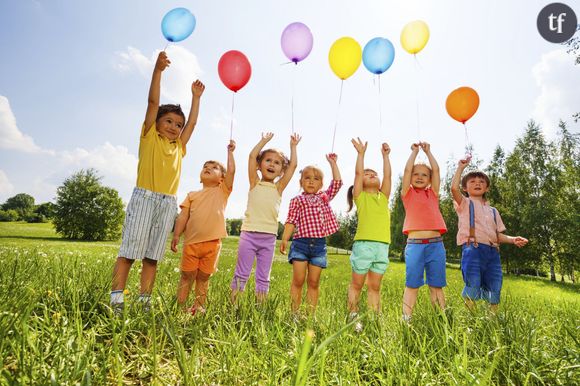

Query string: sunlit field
0 222 578 385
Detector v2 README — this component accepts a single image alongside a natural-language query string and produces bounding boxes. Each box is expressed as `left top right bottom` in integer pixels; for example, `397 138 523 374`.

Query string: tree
2 193 35 220
226 218 243 236
0 209 19 222
389 176 405 260
53 169 124 240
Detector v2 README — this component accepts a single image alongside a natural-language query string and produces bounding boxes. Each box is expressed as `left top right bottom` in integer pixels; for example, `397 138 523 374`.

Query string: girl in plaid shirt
280 153 342 315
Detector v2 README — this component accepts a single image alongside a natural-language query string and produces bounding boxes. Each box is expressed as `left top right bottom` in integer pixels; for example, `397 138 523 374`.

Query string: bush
2 193 35 220
0 209 19 222
53 169 125 240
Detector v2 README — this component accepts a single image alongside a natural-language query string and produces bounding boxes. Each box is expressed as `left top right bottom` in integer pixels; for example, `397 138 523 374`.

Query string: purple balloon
281 22 313 63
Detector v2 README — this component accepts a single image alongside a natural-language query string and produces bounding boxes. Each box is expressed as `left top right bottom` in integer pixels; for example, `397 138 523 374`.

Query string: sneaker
348 312 363 333
402 314 412 324
112 302 124 317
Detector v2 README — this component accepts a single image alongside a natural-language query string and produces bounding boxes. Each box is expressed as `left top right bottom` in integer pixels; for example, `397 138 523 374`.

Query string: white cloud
0 95 47 154
532 49 580 134
0 170 14 196
113 45 203 107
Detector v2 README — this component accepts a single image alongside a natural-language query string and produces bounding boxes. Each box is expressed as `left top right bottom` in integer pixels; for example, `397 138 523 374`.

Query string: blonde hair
299 165 324 187
413 163 432 177
202 160 226 177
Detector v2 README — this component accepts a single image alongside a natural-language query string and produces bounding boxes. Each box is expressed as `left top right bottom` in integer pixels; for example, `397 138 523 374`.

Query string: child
171 140 236 315
230 132 301 303
110 51 205 314
280 154 343 315
401 142 447 323
451 158 528 313
347 138 392 331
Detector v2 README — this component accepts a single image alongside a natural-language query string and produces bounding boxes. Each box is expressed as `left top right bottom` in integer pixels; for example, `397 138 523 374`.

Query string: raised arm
224 140 236 191
451 159 469 205
144 52 170 135
248 132 274 188
180 80 206 147
171 207 190 252
351 138 367 199
326 153 341 181
402 143 420 196
421 142 441 195
277 133 301 194
380 143 392 197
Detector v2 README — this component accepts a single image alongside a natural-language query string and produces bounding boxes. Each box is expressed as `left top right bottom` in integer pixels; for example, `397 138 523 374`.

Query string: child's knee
180 270 196 282
306 277 320 290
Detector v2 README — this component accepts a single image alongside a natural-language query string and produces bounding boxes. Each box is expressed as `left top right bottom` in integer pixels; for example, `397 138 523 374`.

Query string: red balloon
218 50 251 92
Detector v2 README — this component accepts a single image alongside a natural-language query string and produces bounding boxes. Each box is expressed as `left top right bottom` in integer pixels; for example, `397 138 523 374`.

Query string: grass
0 222 578 385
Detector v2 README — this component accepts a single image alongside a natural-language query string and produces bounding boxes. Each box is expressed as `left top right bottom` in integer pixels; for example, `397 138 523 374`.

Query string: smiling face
199 161 225 186
463 176 489 197
362 169 380 190
411 164 432 189
300 167 324 194
156 112 185 141
258 151 286 182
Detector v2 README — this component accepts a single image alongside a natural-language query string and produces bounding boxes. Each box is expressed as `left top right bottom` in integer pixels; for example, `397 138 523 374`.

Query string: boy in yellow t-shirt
110 51 205 314
172 140 236 315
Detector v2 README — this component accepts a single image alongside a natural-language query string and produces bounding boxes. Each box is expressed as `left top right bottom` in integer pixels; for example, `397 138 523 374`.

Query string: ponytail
347 185 354 212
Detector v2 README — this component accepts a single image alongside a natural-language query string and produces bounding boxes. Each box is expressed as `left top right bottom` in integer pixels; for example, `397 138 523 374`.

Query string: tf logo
537 3 578 43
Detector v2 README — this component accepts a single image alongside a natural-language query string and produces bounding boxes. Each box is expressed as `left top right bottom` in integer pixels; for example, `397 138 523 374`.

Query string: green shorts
350 240 390 275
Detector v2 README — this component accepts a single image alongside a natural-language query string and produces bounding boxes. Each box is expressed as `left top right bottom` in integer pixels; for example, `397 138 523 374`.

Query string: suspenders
468 199 498 248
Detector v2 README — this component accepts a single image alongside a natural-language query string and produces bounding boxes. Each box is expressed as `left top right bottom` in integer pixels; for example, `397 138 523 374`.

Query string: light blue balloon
362 37 395 75
161 8 196 43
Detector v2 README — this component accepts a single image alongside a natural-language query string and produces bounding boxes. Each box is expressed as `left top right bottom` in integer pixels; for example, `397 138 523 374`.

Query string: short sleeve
179 193 193 210
493 208 507 233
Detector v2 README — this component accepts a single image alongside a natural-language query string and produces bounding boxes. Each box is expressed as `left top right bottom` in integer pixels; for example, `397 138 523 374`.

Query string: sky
0 0 578 219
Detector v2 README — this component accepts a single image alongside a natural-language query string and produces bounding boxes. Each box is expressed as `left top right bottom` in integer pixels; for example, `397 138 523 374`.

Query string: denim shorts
461 243 503 304
288 237 327 268
350 240 389 275
405 240 447 288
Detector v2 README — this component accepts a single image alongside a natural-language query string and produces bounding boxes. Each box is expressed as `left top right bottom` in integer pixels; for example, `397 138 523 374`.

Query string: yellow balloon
400 20 430 54
328 37 362 80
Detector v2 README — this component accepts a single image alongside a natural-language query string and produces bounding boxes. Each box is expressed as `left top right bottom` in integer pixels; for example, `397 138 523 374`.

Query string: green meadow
0 222 578 385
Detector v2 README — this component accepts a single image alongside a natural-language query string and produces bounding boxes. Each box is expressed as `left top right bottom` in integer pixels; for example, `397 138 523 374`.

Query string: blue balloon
161 8 196 43
362 37 395 75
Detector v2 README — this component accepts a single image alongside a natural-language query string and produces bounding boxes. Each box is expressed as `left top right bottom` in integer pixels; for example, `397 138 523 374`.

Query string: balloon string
230 92 235 141
463 123 472 157
377 75 383 133
291 63 296 134
413 55 421 141
331 80 344 153
163 42 169 52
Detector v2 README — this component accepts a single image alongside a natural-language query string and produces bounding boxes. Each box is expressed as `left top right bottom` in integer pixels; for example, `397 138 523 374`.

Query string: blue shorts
461 243 503 304
350 241 389 275
288 237 327 268
405 239 447 288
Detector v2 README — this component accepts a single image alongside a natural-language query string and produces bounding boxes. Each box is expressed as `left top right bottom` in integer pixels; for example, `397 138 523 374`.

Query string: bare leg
402 286 419 317
140 258 158 295
193 271 211 310
366 271 384 313
305 264 323 314
348 272 366 313
428 286 446 310
290 261 308 313
111 257 134 291
464 298 476 311
177 270 196 307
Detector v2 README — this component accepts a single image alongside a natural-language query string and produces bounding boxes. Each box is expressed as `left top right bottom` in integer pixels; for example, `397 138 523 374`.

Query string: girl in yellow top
346 138 391 331
230 132 301 303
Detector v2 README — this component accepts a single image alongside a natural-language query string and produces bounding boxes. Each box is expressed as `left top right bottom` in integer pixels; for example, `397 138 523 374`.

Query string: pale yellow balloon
328 37 362 80
400 20 430 54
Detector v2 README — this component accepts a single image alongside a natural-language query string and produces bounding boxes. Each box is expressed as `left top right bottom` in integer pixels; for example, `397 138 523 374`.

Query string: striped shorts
118 187 177 262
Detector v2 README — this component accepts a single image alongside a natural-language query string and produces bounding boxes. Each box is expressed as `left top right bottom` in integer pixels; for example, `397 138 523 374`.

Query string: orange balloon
445 87 480 123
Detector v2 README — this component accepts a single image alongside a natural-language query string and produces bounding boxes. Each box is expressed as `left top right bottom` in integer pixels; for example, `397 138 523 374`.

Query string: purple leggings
231 231 277 294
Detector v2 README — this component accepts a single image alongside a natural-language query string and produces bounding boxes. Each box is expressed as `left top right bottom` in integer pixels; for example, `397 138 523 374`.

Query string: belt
407 237 443 244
